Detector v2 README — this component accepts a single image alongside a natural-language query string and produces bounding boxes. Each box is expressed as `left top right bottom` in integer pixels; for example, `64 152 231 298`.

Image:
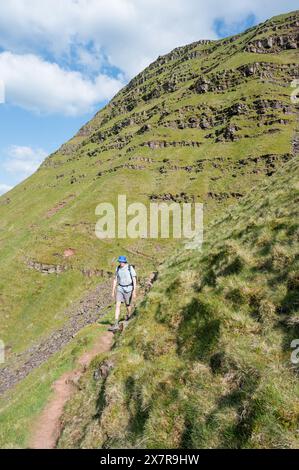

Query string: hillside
58 151 299 449
0 10 298 448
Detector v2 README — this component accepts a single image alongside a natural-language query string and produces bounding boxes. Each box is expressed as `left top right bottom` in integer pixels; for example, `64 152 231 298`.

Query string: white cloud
0 0 297 79
0 51 124 115
3 145 47 176
0 1 297 115
0 183 13 196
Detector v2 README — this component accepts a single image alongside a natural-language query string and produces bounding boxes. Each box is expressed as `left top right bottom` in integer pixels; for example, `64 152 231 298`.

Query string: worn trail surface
30 330 113 449
0 280 112 396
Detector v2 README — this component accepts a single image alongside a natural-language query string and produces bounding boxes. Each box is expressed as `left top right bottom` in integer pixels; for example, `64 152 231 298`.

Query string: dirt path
29 331 113 449
0 280 112 396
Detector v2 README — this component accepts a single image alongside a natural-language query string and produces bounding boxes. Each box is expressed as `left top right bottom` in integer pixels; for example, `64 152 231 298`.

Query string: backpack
117 264 135 289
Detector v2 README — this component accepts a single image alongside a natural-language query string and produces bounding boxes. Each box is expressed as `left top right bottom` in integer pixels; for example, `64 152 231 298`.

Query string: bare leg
126 304 132 319
115 301 121 323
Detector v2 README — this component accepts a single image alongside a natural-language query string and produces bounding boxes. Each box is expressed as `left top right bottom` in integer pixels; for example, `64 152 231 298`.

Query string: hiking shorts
116 288 133 306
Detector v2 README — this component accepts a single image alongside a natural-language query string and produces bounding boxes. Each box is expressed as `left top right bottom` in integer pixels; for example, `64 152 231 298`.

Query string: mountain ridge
0 9 298 448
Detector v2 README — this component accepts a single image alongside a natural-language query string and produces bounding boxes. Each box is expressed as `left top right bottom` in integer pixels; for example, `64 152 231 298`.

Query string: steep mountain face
0 10 298 447
58 153 299 449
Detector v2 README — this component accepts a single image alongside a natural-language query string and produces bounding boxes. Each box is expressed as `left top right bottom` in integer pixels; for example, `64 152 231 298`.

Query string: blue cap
118 255 127 263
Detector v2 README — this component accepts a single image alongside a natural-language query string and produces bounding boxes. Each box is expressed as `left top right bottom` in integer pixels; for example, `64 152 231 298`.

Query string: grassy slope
0 11 298 359
0 308 116 448
58 153 299 449
0 10 298 449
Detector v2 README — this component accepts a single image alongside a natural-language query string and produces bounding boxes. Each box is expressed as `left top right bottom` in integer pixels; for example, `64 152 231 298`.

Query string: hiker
109 256 137 331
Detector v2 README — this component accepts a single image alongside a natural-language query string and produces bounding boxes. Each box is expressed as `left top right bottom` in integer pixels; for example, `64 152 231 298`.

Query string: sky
0 0 298 195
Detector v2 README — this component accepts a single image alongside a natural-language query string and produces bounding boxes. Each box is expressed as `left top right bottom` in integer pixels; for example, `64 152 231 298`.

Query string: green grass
0 9 298 449
0 309 116 449
57 157 299 449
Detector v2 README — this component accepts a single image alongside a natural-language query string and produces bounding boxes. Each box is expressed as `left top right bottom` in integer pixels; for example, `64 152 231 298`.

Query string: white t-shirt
115 264 136 293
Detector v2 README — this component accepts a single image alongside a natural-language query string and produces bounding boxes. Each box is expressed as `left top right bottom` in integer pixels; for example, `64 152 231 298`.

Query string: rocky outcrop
27 260 67 274
81 268 113 278
124 40 212 95
207 191 244 202
160 99 292 134
246 34 299 53
58 142 81 156
70 173 86 185
162 115 214 130
77 123 94 137
128 156 153 163
194 77 210 93
97 162 146 177
253 99 292 115
149 192 195 203
192 62 298 95
141 140 202 149
137 123 152 134
216 124 240 142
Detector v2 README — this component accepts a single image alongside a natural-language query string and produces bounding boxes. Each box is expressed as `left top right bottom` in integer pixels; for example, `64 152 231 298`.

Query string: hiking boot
108 322 119 332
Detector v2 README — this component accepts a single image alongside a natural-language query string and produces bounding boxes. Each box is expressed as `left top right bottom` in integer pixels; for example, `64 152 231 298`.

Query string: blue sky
0 0 297 195
0 104 93 191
